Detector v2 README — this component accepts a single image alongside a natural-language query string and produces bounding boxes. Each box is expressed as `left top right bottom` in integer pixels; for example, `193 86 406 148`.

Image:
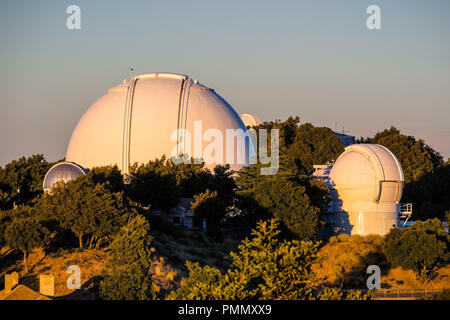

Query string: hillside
0 226 239 299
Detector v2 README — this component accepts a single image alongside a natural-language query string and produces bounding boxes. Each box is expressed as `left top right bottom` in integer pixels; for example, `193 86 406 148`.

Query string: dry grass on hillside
381 266 450 289
312 234 388 288
1 247 108 299
311 234 450 291
0 229 235 299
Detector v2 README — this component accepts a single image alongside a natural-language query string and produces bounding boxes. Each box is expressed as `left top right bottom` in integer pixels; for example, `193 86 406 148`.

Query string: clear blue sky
1 0 449 165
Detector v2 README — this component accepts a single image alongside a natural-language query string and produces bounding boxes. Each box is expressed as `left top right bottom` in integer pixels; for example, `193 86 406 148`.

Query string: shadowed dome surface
43 162 86 192
66 72 252 173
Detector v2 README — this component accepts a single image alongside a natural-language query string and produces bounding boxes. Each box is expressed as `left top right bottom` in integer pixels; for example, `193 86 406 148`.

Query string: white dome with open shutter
328 144 404 236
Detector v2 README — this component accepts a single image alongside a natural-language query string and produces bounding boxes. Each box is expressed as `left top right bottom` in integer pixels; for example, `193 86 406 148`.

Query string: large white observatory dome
328 144 404 236
66 73 252 173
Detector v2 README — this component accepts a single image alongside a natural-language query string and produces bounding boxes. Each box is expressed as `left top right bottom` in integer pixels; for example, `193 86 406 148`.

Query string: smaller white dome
327 144 404 236
329 144 404 203
240 114 262 127
43 162 86 192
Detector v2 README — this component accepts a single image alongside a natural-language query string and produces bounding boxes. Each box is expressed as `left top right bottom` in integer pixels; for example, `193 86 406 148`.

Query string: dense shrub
384 219 450 281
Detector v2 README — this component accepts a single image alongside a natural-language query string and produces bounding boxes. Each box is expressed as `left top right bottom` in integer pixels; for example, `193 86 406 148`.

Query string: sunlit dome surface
43 162 86 192
66 72 252 173
327 144 405 236
240 114 262 127
329 144 404 203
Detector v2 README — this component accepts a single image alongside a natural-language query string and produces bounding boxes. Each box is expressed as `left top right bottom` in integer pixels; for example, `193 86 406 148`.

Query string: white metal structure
65 72 252 173
328 144 405 236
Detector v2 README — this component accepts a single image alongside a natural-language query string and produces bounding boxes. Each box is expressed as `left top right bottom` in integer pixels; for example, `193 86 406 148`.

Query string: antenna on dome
129 67 134 79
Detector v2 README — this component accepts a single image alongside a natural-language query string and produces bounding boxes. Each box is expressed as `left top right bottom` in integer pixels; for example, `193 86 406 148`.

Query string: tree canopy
126 157 180 211
5 211 48 273
235 118 333 241
191 189 225 239
362 126 448 220
367 126 443 184
99 215 155 300
287 123 344 174
0 154 53 209
39 175 125 248
384 219 450 281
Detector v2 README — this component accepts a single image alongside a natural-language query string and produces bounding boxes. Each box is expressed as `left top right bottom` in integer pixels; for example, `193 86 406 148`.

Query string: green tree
251 176 321 240
403 163 450 220
0 209 13 248
168 219 319 299
236 160 329 241
168 219 369 300
5 214 48 273
287 123 344 174
0 155 53 209
126 157 179 211
87 165 124 193
165 158 213 198
384 219 450 281
361 127 448 220
191 190 226 238
99 215 155 300
235 119 334 240
368 127 443 184
40 176 124 248
251 116 300 153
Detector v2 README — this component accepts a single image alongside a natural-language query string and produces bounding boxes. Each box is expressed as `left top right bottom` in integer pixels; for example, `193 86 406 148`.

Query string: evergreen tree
99 215 155 300
168 219 369 300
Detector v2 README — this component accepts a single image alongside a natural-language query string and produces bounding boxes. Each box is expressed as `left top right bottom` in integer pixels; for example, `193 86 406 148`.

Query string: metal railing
373 288 443 299
399 203 413 227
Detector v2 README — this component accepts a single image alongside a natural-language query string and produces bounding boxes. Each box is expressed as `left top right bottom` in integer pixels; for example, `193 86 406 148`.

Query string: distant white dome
43 162 86 192
66 73 252 173
328 144 404 236
240 114 262 127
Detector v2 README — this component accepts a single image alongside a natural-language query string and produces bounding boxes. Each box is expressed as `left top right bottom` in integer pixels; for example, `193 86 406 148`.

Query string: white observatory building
44 72 254 191
314 144 406 236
